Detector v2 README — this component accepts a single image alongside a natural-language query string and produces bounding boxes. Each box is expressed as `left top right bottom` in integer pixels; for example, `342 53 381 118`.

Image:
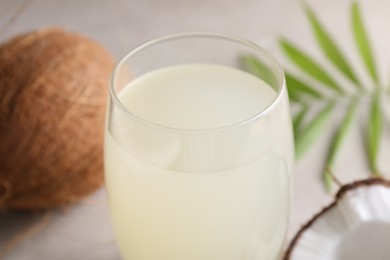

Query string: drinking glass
105 33 294 260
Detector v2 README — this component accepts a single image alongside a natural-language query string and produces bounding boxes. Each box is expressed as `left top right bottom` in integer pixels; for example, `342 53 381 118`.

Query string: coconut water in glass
104 33 294 260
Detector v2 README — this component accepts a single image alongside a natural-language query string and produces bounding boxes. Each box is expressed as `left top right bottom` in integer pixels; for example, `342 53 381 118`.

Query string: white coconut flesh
284 179 390 260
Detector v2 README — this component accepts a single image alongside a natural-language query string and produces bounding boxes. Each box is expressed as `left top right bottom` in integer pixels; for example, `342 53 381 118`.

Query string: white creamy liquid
105 64 292 260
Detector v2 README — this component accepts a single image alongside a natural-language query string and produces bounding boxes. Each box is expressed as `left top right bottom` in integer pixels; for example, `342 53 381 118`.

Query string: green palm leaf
287 88 301 103
324 98 359 190
352 1 379 85
286 72 323 100
367 95 382 176
293 104 308 140
279 38 345 95
295 101 336 159
304 3 362 89
243 2 386 189
273 1 387 188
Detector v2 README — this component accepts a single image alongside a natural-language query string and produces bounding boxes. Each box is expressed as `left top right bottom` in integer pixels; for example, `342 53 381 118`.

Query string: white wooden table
1 0 389 259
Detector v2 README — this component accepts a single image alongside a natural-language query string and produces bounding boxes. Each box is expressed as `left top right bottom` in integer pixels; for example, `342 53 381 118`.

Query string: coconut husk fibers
0 28 115 211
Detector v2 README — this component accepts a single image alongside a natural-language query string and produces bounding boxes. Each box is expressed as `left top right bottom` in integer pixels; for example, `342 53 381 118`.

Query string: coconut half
283 178 390 260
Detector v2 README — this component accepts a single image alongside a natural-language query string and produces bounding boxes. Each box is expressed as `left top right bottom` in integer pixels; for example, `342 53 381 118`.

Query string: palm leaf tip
304 3 362 89
352 1 379 85
295 101 336 159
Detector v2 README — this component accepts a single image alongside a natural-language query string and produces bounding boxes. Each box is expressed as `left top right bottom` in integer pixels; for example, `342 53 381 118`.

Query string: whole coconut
0 28 115 211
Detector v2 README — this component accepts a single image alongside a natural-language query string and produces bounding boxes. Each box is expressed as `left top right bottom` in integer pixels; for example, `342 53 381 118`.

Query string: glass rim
109 32 286 133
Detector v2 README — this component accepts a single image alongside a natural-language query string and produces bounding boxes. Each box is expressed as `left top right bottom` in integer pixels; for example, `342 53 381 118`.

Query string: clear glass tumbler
105 33 294 260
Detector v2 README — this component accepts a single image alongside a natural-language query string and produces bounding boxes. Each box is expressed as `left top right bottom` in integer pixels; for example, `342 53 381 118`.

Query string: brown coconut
0 28 115 211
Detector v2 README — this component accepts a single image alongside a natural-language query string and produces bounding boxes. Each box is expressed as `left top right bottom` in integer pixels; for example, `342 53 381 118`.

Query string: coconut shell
0 28 115 211
283 178 390 260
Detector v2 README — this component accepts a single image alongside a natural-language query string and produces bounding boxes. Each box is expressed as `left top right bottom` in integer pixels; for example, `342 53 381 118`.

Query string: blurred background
1 0 390 259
